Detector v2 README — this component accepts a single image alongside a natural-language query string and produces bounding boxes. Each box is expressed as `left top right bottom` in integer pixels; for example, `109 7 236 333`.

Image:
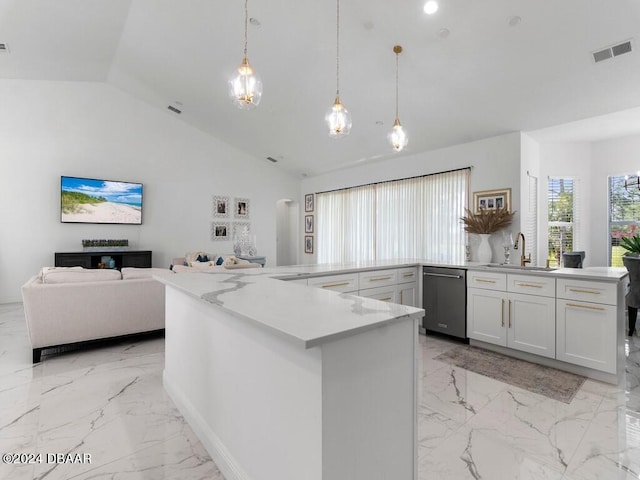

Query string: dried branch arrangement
461 207 515 234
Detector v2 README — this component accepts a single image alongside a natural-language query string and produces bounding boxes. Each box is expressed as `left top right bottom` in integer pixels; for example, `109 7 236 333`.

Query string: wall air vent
0 43 9 53
593 40 633 63
266 156 278 163
167 105 182 114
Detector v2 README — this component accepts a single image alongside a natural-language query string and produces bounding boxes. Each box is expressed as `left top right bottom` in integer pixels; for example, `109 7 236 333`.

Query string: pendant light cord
336 0 340 96
244 0 248 57
395 52 399 119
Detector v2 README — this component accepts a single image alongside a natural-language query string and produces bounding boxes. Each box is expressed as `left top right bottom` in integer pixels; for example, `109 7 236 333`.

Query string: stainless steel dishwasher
422 267 467 339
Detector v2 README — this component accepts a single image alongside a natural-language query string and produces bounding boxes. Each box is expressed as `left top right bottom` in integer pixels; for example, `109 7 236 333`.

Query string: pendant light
228 0 262 109
325 0 352 137
389 45 408 152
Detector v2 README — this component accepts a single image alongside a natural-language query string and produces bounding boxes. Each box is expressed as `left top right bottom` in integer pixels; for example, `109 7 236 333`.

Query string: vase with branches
461 207 516 263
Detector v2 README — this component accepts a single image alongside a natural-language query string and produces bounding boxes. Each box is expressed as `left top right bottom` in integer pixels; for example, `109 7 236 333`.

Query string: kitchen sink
485 263 558 272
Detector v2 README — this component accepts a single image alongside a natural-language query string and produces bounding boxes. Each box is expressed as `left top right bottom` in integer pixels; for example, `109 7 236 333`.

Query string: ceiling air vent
167 105 181 114
266 156 278 163
0 43 9 54
593 40 632 63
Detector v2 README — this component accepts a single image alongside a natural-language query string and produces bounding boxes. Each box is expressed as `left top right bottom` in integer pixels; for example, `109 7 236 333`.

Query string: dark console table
55 250 152 269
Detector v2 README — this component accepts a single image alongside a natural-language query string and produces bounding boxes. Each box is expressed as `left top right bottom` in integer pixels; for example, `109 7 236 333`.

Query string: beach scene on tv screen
61 177 142 224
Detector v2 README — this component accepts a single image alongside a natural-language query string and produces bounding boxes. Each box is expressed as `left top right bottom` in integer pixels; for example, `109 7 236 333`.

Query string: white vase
477 234 493 263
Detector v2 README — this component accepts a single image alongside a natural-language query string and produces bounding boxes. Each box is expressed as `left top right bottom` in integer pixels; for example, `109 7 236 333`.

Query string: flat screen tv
61 176 143 225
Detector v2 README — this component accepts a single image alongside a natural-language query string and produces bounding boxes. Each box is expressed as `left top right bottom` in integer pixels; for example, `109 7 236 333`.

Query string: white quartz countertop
156 270 425 350
156 259 628 349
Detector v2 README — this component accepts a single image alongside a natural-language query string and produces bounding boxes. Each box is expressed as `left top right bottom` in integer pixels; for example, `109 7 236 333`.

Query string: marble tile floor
1 301 639 479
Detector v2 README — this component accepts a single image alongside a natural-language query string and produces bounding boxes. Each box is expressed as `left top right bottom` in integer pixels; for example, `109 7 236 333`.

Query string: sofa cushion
41 267 122 284
121 267 174 279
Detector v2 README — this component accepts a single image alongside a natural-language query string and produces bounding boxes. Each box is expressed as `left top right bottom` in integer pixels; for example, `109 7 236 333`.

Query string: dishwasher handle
423 272 463 279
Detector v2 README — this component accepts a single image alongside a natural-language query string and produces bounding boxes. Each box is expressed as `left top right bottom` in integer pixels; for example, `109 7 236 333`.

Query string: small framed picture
213 196 229 217
305 215 314 233
232 222 251 239
305 235 314 254
473 188 512 214
211 222 230 241
305 193 314 212
235 198 250 219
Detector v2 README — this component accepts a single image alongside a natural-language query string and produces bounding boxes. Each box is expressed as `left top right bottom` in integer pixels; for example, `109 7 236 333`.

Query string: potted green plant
620 234 640 336
460 207 515 263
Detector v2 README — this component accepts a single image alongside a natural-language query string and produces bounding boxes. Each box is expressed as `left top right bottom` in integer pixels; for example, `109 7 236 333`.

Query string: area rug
434 346 586 404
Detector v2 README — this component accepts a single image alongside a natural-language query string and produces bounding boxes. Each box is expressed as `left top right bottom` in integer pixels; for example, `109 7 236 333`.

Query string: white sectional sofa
21 267 172 362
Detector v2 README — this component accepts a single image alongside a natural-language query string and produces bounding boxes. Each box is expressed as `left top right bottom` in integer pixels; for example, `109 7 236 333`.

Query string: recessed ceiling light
507 15 521 27
423 1 438 15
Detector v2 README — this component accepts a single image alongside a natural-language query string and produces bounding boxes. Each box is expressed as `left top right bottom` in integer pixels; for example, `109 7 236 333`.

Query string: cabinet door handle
379 297 392 302
516 282 543 288
476 278 497 284
569 288 600 295
321 281 350 288
370 276 393 282
400 290 403 304
566 302 605 311
403 272 415 277
501 299 505 327
508 300 512 328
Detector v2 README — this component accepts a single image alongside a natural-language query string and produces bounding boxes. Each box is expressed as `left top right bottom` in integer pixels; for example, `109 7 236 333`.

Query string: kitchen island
157 269 424 480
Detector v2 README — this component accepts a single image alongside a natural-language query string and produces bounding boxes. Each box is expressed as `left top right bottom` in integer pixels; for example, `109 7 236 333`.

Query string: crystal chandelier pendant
326 96 352 137
389 118 408 151
228 57 263 109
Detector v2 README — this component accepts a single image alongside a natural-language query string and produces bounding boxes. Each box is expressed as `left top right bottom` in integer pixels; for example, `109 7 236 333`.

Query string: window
547 177 578 267
316 169 469 264
609 174 640 266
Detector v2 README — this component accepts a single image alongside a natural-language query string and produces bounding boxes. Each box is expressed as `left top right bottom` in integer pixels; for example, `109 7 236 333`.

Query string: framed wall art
213 196 229 217
234 198 250 219
232 222 251 239
211 222 230 241
305 193 314 212
305 215 314 234
473 188 511 214
304 235 314 254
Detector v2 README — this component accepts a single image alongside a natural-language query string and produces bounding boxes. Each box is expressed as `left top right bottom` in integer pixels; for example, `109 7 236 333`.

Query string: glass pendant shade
228 57 262 110
389 118 408 151
326 96 352 137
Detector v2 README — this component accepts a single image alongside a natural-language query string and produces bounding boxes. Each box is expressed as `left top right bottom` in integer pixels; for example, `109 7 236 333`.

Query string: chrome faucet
513 232 531 267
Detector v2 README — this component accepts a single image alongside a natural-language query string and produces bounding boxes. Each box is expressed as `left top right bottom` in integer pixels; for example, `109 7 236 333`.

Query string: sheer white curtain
316 169 468 264
317 185 375 264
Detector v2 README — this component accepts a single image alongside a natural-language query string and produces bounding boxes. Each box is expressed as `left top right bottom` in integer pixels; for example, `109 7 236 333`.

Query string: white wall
300 132 522 264
0 80 299 303
591 134 640 266
538 142 593 265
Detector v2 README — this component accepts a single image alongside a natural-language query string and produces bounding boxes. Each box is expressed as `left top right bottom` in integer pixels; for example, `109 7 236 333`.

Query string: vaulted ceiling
3 0 640 176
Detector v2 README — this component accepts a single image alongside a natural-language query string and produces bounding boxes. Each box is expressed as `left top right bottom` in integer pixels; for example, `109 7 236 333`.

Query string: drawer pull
569 288 600 295
476 278 497 284
517 282 543 288
321 281 350 288
403 272 415 277
566 302 605 311
379 297 392 302
370 276 393 282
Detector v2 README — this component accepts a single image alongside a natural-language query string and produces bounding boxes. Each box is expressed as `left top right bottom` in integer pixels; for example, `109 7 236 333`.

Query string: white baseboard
162 370 251 480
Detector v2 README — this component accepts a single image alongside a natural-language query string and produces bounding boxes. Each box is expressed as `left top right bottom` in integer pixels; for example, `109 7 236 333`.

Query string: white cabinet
397 282 417 307
467 287 506 345
307 267 418 307
397 267 418 307
467 272 556 359
307 272 359 293
358 285 398 303
556 279 618 374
